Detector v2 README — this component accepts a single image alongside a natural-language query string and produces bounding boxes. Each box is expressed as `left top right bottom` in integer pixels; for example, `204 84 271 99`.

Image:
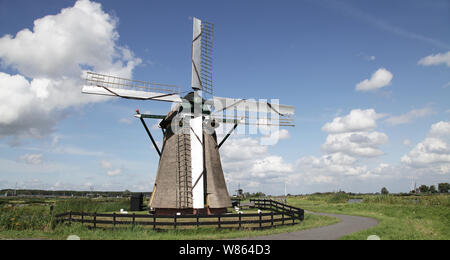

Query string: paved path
242 211 379 240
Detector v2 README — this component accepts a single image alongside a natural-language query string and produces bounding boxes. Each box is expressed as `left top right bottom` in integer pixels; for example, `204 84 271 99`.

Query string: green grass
0 213 338 240
0 197 338 240
287 194 450 240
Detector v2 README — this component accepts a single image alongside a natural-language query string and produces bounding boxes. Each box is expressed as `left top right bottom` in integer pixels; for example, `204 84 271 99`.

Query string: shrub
327 193 350 204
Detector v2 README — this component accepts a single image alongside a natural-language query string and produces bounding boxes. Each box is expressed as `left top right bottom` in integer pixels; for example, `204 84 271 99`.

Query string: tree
438 183 450 193
419 185 429 193
429 185 437 194
381 187 389 195
123 190 131 197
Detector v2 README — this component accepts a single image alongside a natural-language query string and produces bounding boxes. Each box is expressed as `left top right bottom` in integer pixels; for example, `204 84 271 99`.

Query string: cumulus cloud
261 129 290 145
322 131 388 157
100 159 122 177
429 121 450 137
418 51 450 67
288 108 393 188
0 0 141 141
321 109 388 157
18 153 44 165
321 109 384 133
221 137 293 190
293 153 368 187
385 107 434 125
403 139 412 147
401 121 450 174
355 68 393 91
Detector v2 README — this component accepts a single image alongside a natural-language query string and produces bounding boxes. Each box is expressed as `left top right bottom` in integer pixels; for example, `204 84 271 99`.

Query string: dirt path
242 211 379 240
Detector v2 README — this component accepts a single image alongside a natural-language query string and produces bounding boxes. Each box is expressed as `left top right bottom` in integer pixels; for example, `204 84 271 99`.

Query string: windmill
82 18 295 215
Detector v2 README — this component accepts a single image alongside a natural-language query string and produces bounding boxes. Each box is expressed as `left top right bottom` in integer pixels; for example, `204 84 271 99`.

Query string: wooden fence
54 199 304 230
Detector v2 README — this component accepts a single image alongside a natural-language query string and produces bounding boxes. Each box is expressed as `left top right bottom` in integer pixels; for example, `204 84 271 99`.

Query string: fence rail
55 199 304 230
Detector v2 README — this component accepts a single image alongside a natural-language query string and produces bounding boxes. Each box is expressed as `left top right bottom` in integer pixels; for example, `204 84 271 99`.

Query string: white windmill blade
191 17 214 96
211 96 295 116
216 115 295 127
191 17 202 91
82 72 182 103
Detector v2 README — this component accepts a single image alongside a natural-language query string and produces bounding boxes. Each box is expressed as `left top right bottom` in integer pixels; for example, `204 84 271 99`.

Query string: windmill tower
82 18 295 215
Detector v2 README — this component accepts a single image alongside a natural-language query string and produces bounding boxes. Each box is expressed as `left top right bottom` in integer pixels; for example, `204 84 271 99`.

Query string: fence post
153 215 156 230
282 212 285 225
174 215 177 229
271 212 274 227
69 211 72 225
132 213 135 227
196 213 199 228
81 211 84 224
259 212 262 229
218 216 221 229
113 212 116 229
93 212 97 229
238 212 242 229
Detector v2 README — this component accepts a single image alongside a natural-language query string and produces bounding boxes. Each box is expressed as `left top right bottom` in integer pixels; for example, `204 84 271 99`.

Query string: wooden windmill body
82 18 295 215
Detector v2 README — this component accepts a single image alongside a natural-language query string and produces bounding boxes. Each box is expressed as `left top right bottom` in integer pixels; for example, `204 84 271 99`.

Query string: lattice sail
210 96 295 127
191 17 214 96
82 72 182 103
200 20 213 96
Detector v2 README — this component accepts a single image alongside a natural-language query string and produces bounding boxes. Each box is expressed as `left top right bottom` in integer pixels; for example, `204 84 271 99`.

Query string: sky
0 0 449 195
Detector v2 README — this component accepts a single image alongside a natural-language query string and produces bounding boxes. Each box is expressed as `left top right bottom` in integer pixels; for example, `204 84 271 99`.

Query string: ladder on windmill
176 134 193 209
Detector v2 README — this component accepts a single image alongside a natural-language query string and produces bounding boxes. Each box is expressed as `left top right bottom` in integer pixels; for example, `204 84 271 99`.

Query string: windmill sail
191 18 202 91
211 96 295 126
191 17 213 96
82 72 182 102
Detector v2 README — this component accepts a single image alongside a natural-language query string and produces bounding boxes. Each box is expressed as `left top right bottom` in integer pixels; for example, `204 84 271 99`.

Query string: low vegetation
287 193 450 240
0 196 338 240
1 193 448 240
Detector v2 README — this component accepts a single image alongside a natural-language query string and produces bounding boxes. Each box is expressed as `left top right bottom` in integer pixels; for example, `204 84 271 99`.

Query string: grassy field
0 197 338 240
287 193 450 240
2 194 448 240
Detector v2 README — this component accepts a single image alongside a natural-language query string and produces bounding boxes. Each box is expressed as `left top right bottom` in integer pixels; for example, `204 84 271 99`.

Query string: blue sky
0 0 449 195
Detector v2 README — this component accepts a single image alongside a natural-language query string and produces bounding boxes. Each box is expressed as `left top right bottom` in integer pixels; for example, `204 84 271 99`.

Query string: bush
0 205 53 231
327 193 350 204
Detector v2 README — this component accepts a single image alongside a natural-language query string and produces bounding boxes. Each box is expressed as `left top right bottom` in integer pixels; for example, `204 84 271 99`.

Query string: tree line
381 183 450 195
0 189 151 198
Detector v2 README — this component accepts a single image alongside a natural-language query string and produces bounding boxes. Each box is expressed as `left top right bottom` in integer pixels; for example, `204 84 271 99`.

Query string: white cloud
51 135 60 147
322 131 388 157
418 51 450 67
289 108 393 187
0 0 141 141
355 68 393 91
100 160 113 169
221 137 293 190
403 139 412 147
261 129 290 144
100 159 122 177
385 107 434 125
401 121 450 174
321 109 384 133
429 121 450 137
107 169 122 177
294 153 368 184
18 153 44 165
119 117 133 124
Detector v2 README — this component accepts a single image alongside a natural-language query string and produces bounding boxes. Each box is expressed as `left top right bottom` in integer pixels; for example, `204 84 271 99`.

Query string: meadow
287 193 450 240
1 193 448 240
0 196 337 240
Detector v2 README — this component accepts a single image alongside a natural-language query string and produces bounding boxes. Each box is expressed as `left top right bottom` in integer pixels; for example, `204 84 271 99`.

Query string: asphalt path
242 211 379 240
